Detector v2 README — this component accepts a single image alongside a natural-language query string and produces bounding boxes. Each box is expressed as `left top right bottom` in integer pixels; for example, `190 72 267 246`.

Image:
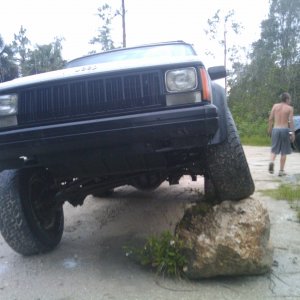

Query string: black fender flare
209 82 228 145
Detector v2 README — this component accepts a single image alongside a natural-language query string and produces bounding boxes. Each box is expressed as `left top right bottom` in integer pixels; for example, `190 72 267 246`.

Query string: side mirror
208 66 227 80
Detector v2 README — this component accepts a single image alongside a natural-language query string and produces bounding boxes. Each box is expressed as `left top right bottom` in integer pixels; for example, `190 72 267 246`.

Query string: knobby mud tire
0 169 64 255
205 111 255 202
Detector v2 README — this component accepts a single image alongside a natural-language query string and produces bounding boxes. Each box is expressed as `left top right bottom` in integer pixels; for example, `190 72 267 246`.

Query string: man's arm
289 106 295 142
268 106 275 136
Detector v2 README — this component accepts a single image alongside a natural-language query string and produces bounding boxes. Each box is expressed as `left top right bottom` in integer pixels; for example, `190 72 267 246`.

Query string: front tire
0 168 64 255
205 111 255 202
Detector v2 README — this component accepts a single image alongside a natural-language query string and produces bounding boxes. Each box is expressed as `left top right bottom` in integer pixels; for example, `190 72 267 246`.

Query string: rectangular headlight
165 67 197 93
0 94 18 116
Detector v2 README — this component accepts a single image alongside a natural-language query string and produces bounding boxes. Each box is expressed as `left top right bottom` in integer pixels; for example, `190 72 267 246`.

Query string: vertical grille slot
142 72 161 106
124 75 142 103
53 85 69 117
70 81 87 115
36 87 52 119
105 77 123 108
87 79 105 112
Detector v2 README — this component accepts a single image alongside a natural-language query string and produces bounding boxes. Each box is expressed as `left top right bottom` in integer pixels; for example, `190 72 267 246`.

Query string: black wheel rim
27 172 62 238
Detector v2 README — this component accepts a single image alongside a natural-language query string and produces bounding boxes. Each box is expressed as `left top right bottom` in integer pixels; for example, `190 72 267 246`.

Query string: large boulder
176 198 273 279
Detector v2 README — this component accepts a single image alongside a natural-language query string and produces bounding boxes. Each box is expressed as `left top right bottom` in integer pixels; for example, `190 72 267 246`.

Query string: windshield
66 43 196 68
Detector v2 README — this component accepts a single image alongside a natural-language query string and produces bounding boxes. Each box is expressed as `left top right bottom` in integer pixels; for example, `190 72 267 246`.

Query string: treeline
228 0 300 144
0 26 65 82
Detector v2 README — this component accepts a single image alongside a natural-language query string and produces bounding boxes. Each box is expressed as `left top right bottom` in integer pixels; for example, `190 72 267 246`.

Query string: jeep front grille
18 71 164 124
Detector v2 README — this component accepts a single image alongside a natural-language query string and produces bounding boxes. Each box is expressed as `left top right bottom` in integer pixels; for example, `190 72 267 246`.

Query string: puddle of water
62 258 78 269
0 263 9 275
251 162 266 166
283 174 300 184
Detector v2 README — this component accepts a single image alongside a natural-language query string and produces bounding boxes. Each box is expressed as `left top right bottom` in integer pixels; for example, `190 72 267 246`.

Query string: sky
0 0 270 67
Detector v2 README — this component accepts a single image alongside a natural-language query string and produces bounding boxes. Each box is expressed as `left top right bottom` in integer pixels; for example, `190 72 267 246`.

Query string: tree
90 3 117 52
228 0 300 142
204 9 243 92
269 0 300 67
0 35 4 54
90 1 127 52
1 29 66 79
263 0 300 110
0 35 18 82
23 37 66 76
232 0 300 110
10 26 31 76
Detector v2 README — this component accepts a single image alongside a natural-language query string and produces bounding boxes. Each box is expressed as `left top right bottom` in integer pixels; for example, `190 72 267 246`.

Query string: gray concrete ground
0 146 300 300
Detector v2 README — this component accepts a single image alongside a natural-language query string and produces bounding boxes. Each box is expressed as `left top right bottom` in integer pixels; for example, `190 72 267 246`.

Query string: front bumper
0 105 219 171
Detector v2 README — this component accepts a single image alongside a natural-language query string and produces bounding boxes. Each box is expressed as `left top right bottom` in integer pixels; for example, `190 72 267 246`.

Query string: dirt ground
0 146 300 300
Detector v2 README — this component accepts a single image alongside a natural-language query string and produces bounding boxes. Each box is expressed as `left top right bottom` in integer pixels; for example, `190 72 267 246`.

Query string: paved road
0 146 300 300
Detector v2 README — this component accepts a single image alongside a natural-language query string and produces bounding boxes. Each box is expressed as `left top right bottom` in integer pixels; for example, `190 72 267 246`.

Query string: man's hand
290 132 295 143
268 128 272 137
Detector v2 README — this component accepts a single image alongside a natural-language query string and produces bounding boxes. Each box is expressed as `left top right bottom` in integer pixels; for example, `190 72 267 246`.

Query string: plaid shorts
271 128 292 155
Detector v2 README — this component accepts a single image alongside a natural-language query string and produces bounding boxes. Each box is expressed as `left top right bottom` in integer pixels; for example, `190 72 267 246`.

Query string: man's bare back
270 102 293 128
268 92 295 146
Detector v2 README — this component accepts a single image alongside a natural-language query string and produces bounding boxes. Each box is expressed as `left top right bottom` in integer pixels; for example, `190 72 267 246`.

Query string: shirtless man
268 92 295 176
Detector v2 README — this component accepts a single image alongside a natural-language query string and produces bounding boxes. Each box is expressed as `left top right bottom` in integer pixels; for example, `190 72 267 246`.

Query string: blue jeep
293 115 300 151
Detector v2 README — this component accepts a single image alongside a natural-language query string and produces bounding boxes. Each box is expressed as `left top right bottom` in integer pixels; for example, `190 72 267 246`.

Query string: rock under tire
205 111 255 201
0 169 64 255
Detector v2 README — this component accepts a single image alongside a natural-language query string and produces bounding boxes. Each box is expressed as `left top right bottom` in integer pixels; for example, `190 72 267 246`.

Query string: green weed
124 231 187 278
261 184 300 221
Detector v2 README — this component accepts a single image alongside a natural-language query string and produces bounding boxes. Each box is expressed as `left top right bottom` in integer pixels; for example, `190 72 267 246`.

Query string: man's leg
270 152 276 162
269 152 276 174
279 155 287 174
279 129 292 176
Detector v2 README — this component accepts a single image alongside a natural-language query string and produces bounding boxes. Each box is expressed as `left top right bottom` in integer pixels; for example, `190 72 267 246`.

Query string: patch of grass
262 184 300 201
261 184 300 221
240 135 270 146
124 231 187 278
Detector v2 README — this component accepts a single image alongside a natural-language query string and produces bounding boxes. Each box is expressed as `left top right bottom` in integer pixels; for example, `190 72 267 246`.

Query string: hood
0 55 203 92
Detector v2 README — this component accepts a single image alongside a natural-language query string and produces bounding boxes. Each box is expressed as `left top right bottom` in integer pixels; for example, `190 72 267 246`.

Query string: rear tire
205 111 255 202
0 168 64 255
